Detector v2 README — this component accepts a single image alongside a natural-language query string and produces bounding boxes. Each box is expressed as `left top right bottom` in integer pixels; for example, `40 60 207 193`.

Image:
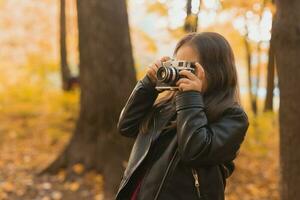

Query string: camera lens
161 71 166 79
157 66 179 85
157 67 169 82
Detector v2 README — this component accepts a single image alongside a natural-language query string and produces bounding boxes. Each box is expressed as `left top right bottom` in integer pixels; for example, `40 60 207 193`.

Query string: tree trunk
184 0 200 32
60 0 72 91
264 24 275 112
46 0 136 198
243 30 257 115
273 0 300 199
254 41 262 112
244 1 266 115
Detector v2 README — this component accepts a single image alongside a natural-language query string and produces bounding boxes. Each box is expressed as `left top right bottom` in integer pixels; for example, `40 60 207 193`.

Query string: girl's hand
146 56 171 85
176 62 206 92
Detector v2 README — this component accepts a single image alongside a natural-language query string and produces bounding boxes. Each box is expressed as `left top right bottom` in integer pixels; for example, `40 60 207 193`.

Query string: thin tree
273 0 300 199
243 25 257 114
184 0 201 32
243 0 267 115
60 0 72 91
264 26 275 111
264 14 276 112
45 0 136 198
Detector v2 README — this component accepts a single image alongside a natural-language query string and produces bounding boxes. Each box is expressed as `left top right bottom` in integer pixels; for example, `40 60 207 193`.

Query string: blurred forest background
0 0 299 200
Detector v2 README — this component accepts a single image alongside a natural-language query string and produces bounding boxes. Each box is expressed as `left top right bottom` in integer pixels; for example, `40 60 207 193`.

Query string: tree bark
264 24 275 112
255 41 262 112
46 0 136 199
60 0 72 91
243 30 257 115
184 0 201 32
273 0 300 199
244 1 266 115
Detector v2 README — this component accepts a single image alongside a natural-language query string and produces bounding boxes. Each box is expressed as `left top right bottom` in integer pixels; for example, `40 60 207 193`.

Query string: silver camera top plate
162 59 194 68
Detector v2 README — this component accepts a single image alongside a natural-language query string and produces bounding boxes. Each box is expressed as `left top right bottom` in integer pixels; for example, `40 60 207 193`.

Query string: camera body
155 59 196 91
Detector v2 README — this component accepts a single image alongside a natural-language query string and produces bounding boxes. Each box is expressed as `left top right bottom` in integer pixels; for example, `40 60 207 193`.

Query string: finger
154 56 171 68
176 78 191 86
148 64 159 74
148 68 156 78
147 66 157 79
194 63 202 78
178 83 190 92
150 65 158 73
195 62 205 80
160 56 171 62
147 65 156 72
179 70 197 81
154 60 163 68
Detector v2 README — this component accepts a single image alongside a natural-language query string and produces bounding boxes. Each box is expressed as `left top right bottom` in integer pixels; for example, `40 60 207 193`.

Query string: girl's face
175 45 207 93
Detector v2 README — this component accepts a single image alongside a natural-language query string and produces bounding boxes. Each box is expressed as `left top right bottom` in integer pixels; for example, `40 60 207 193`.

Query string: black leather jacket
115 75 249 200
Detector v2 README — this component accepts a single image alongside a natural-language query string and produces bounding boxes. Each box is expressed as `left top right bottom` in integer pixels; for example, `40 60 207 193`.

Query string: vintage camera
155 59 196 91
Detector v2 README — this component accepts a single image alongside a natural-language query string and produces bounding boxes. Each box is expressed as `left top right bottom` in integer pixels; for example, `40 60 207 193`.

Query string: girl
115 32 249 200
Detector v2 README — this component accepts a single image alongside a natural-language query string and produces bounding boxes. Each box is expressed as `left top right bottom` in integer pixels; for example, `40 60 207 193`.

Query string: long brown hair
140 32 241 134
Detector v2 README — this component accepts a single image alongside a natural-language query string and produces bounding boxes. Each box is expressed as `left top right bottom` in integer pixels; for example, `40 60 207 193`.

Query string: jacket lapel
151 106 177 142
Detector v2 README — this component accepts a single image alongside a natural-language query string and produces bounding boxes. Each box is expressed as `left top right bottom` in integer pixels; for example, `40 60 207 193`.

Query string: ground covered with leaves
0 64 103 200
226 112 279 200
0 65 279 200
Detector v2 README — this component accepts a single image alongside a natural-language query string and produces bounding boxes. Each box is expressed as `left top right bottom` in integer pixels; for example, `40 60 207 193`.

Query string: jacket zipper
191 168 202 199
154 149 178 200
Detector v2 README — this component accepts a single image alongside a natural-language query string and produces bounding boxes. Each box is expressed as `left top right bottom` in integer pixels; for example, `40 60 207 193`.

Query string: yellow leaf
51 191 62 200
72 163 84 174
147 2 168 16
57 170 66 182
185 15 198 27
2 182 15 192
69 182 80 192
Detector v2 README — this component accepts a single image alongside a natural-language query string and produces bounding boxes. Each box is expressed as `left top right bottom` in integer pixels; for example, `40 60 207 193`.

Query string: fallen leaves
1 182 15 193
72 164 84 175
64 181 80 192
0 81 105 199
225 112 279 200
